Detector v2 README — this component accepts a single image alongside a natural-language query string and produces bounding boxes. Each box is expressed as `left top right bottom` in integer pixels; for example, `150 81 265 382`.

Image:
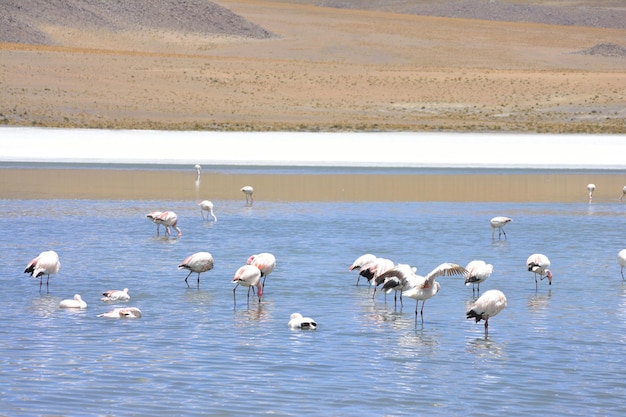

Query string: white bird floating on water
490 216 511 240
101 288 130 301
288 313 317 329
466 289 507 337
59 294 87 309
98 307 142 318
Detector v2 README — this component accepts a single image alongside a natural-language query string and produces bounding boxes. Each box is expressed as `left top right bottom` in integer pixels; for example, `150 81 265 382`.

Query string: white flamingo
241 185 254 205
466 289 507 336
403 263 468 324
464 260 493 295
101 288 130 301
360 257 394 296
376 263 419 308
349 253 377 286
288 313 317 329
490 216 511 240
24 250 61 288
587 183 596 202
178 252 214 288
232 264 263 305
146 211 163 235
198 200 217 222
526 253 552 289
618 249 626 279
247 252 276 288
195 164 201 177
59 294 87 309
154 211 181 237
98 307 142 318
620 186 626 202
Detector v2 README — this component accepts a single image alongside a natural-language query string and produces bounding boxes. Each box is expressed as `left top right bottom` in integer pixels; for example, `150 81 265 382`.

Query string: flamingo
232 264 263 305
587 183 596 202
620 186 626 202
178 252 214 288
146 211 163 235
466 289 507 337
101 288 130 301
464 260 494 295
349 253 376 286
195 164 201 177
288 313 317 329
98 307 142 318
376 263 419 308
154 211 181 237
359 257 394 291
490 216 511 240
241 185 254 205
527 253 552 289
198 200 217 222
59 294 87 309
247 252 276 288
24 250 61 288
618 249 626 279
402 263 468 324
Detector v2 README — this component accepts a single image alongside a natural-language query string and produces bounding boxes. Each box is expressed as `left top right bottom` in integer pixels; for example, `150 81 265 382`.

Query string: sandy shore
1 0 625 132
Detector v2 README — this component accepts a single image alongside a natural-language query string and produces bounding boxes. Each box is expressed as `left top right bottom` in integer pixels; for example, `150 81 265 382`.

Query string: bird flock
22 181 626 332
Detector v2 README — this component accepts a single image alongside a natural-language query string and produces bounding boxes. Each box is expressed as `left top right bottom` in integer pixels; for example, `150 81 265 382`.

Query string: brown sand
1 167 624 202
1 0 625 132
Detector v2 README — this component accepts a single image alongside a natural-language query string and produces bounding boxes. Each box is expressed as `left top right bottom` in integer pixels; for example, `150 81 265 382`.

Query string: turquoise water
1 195 625 416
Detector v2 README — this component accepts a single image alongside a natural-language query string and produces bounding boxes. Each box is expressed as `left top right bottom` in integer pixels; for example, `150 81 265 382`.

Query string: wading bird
24 250 61 289
199 200 217 222
233 264 263 305
146 211 163 235
349 253 377 286
466 289 507 337
464 260 493 295
527 253 552 289
247 252 276 288
178 252 214 288
490 216 511 240
587 183 596 202
241 186 254 205
154 211 181 237
618 249 626 279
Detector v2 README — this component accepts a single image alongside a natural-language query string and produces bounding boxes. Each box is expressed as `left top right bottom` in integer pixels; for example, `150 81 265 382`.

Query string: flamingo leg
261 274 267 289
622 267 625 280
183 270 193 287
196 272 201 288
484 317 490 337
233 284 239 306
420 301 426 324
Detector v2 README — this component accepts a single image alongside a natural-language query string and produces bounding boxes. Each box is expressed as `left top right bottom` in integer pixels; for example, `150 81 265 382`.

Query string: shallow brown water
1 167 624 202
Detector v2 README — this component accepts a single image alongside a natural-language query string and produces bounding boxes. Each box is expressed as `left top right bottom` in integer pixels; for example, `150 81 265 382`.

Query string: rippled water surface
2 194 626 416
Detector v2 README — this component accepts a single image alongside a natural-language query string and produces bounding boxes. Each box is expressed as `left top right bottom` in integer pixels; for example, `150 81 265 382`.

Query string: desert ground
1 0 625 133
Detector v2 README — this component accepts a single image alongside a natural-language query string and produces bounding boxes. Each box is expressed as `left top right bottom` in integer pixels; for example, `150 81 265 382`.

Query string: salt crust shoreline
1 127 625 170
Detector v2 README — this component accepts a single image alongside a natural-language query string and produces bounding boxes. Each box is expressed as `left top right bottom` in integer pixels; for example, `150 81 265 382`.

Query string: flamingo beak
547 270 553 285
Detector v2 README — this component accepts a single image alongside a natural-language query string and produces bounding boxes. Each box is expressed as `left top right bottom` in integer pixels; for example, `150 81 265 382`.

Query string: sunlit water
2 194 626 416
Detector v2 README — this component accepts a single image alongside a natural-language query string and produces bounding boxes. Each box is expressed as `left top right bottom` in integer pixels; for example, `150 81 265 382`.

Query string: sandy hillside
1 0 625 132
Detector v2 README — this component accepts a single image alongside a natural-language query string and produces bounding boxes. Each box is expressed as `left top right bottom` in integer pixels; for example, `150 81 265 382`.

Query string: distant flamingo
618 249 626 279
24 250 61 288
195 164 201 177
247 252 276 288
98 307 142 318
101 288 130 301
527 253 552 289
402 263 468 324
349 253 376 286
241 186 254 205
59 294 87 309
154 211 181 237
198 200 217 222
490 216 511 240
620 186 626 202
288 312 317 329
587 183 596 202
464 260 494 295
466 289 507 336
178 252 214 288
232 264 263 305
146 211 163 235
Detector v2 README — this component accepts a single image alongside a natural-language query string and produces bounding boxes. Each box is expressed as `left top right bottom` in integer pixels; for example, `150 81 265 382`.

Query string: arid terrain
1 0 625 132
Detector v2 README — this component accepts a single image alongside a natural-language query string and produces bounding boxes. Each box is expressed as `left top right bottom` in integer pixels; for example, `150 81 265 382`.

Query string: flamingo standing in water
59 294 87 309
288 313 317 329
241 186 254 205
464 260 494 295
618 249 626 279
101 288 130 301
361 257 395 297
146 211 163 235
490 216 511 240
154 211 181 237
527 253 552 289
587 183 596 202
620 186 626 202
247 252 276 288
195 164 201 177
232 264 263 305
178 252 214 288
349 253 376 286
198 200 217 222
403 263 468 324
376 263 419 308
466 289 507 337
24 250 61 288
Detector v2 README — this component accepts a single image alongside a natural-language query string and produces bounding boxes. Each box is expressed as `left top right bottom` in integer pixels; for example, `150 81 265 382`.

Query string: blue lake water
2 192 626 416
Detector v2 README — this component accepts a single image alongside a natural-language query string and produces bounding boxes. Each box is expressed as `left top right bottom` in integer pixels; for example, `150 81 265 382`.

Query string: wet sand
2 167 624 202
